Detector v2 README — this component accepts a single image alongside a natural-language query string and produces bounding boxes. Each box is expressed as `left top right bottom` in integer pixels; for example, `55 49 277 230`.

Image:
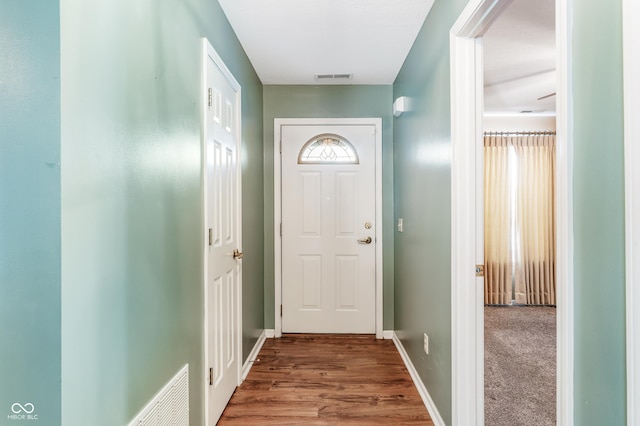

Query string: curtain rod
483 131 556 136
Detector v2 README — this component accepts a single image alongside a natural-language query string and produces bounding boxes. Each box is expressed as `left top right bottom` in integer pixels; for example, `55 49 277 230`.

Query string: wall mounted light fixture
393 96 409 117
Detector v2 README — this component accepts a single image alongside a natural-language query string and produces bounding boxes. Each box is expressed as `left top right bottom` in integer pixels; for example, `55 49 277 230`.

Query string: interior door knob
357 236 373 244
233 249 244 259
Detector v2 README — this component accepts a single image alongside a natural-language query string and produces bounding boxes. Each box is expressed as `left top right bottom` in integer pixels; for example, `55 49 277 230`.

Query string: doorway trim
274 118 383 338
624 0 640 421
201 38 243 425
449 0 573 424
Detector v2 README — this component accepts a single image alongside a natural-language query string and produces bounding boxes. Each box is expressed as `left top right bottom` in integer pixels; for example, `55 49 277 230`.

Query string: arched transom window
298 134 359 164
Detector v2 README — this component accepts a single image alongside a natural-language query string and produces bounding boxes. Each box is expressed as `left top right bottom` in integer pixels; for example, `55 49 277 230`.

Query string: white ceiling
218 0 555 114
217 0 435 85
483 0 556 115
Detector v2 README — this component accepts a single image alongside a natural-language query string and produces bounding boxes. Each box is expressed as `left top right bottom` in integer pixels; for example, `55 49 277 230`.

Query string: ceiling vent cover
315 73 353 80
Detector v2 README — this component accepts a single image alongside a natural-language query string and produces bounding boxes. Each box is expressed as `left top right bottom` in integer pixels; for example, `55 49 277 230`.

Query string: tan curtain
484 133 556 305
512 134 556 305
484 135 512 305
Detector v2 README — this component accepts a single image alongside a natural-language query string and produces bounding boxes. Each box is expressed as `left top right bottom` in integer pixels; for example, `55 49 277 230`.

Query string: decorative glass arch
298 134 359 164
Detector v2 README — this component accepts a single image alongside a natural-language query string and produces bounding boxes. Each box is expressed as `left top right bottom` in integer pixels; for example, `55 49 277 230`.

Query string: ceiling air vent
315 74 353 80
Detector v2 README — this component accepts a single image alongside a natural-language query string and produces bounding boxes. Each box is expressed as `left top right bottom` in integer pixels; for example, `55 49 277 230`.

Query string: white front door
281 124 376 333
203 40 242 424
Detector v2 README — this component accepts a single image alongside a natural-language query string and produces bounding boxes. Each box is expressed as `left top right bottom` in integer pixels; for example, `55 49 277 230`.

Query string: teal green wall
2 1 630 424
262 85 395 330
60 1 263 425
573 0 626 423
392 1 469 424
0 1 61 425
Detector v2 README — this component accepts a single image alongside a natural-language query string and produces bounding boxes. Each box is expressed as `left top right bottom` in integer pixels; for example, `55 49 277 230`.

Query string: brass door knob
357 237 373 244
233 249 244 259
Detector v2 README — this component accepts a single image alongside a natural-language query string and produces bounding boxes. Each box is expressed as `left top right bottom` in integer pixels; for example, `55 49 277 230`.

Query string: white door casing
202 38 242 425
449 0 573 424
624 0 640 422
280 124 376 334
274 118 383 338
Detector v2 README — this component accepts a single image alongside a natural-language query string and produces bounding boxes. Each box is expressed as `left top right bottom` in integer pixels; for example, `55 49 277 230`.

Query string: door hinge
209 367 213 386
208 88 212 107
279 139 282 154
280 305 283 317
280 223 282 237
208 228 213 246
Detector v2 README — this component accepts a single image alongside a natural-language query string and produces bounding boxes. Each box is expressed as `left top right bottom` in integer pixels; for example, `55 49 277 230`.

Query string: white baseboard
391 332 445 426
264 329 275 338
242 331 267 381
383 330 395 339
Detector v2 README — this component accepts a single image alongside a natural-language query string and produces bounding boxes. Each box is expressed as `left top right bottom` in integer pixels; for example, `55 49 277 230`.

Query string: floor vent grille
128 364 189 426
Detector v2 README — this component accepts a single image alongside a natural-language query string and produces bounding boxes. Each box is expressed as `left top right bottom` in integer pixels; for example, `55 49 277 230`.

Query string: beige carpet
484 306 556 426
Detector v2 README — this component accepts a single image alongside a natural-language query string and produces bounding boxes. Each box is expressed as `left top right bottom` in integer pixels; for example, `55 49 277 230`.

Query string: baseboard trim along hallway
392 332 445 426
242 331 268 380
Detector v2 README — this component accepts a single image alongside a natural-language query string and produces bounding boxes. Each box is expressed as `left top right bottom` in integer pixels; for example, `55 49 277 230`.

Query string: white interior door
281 124 376 334
203 40 242 425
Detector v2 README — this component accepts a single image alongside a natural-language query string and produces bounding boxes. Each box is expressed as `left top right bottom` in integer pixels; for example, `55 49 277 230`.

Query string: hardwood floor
218 334 433 425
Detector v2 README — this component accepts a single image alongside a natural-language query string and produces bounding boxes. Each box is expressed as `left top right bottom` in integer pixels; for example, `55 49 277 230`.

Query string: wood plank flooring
218 334 433 425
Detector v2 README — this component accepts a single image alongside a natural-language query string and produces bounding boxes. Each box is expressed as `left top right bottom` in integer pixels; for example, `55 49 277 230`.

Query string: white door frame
449 1 574 424
624 0 640 422
201 38 243 425
274 118 383 338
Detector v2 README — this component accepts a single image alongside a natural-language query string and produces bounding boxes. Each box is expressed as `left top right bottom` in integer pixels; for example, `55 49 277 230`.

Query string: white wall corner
382 330 395 339
264 329 276 338
391 333 446 426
